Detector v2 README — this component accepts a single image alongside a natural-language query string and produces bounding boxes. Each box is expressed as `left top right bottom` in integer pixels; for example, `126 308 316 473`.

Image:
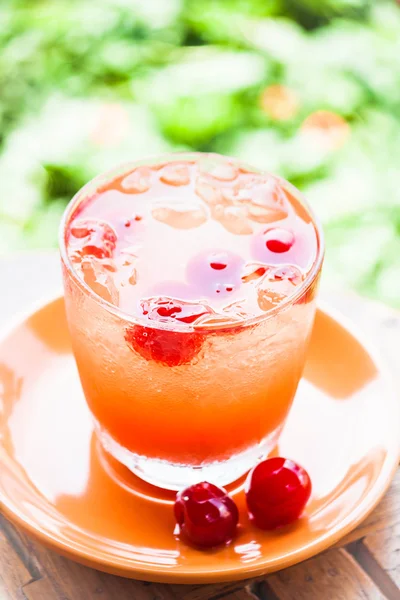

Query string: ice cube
235 176 289 218
81 257 119 305
199 157 239 181
151 203 207 229
241 262 270 284
257 287 286 311
272 265 303 286
246 202 287 223
121 167 151 193
160 164 190 186
195 178 223 206
213 205 253 235
222 300 254 320
193 313 243 329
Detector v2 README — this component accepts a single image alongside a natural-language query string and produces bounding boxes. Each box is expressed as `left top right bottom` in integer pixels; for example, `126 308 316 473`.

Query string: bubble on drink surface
264 228 295 253
192 250 244 276
151 201 208 229
252 216 316 269
81 256 119 305
187 250 245 300
121 167 152 193
160 164 190 186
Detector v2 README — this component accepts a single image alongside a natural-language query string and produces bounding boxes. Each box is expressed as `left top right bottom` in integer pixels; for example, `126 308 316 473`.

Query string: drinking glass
59 153 324 490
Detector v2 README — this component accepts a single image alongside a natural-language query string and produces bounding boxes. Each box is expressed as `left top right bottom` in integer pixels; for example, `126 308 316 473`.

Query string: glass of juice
59 153 324 490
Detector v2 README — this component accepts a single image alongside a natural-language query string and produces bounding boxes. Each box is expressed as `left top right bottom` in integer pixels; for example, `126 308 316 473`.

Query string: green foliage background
1 0 400 305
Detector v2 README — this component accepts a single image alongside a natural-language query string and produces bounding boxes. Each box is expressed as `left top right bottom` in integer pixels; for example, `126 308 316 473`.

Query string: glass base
96 424 283 491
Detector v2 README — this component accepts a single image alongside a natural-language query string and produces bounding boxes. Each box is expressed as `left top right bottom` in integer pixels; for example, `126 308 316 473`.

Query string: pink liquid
61 153 322 488
66 155 318 326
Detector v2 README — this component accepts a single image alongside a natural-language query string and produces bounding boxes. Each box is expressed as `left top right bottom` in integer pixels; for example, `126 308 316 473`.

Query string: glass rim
59 151 325 332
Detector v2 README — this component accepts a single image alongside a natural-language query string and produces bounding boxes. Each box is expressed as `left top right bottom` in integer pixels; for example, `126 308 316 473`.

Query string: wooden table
1 252 400 600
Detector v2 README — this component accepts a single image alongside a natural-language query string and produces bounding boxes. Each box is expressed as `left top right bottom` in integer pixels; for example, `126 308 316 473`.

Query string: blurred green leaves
0 0 400 307
134 47 268 144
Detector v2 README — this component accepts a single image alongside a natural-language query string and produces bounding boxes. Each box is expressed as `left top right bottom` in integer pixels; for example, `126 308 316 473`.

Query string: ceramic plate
0 297 399 583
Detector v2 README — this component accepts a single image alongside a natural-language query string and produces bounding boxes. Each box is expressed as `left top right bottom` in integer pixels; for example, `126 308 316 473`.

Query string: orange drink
59 153 323 489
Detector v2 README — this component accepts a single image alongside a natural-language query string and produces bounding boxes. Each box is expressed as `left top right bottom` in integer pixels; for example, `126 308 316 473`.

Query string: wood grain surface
0 252 399 600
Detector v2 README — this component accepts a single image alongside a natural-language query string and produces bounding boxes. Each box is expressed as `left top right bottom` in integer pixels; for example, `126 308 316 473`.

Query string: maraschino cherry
245 457 311 530
125 297 211 367
174 482 239 547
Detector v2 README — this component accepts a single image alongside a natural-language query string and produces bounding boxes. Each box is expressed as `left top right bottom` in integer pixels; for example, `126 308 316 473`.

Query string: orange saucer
0 296 399 583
